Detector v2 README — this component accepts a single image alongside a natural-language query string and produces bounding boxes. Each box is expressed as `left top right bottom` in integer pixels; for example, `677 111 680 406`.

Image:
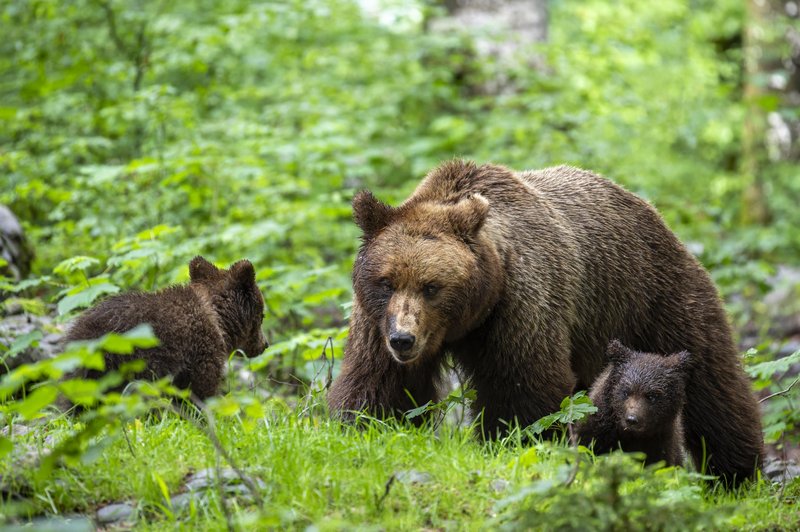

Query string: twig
120 422 136 458
759 377 800 403
171 395 263 507
214 438 235 532
374 474 396 510
323 336 334 390
298 336 336 417
564 422 580 487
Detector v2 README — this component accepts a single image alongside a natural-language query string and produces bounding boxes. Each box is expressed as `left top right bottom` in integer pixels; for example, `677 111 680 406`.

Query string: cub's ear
448 194 489 238
189 256 220 283
229 259 257 290
674 350 692 372
353 190 394 240
607 339 632 366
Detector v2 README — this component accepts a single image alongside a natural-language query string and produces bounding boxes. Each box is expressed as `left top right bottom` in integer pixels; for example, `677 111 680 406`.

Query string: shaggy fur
577 341 690 466
64 256 268 399
328 160 763 485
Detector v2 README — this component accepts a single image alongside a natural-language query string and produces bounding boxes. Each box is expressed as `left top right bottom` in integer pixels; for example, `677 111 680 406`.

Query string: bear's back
65 285 222 375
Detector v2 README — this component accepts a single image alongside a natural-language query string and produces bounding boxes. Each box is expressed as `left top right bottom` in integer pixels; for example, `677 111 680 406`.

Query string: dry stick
171 395 262 506
120 422 137 458
214 438 235 532
759 377 800 403
375 474 396 510
297 337 336 418
323 336 335 390
564 422 581 487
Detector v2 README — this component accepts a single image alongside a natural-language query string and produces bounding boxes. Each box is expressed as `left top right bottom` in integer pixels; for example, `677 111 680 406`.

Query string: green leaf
57 282 120 315
0 436 12 458
96 324 160 354
209 396 241 417
14 385 59 419
53 256 100 278
746 350 800 380
2 330 43 361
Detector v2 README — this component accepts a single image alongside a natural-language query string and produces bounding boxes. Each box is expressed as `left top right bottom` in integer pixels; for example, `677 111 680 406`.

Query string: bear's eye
422 283 440 299
378 278 394 293
645 392 659 402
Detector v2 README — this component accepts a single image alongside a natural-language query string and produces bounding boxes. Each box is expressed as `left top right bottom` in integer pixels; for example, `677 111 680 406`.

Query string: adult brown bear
328 160 763 484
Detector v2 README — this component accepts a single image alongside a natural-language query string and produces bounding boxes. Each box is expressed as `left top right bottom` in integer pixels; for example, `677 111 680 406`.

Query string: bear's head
189 256 268 358
351 190 503 365
605 340 691 437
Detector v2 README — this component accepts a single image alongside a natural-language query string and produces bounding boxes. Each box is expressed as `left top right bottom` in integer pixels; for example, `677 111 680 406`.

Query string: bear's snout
621 397 648 433
389 332 416 352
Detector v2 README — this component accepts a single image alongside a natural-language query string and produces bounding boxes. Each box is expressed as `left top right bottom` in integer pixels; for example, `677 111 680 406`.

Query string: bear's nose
625 414 638 425
389 332 415 352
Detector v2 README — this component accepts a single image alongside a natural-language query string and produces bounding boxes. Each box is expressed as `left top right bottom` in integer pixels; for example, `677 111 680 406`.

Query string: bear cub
576 340 691 466
64 256 268 400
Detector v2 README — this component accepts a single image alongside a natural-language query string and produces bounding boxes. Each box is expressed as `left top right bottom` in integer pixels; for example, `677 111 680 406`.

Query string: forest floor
1 270 799 530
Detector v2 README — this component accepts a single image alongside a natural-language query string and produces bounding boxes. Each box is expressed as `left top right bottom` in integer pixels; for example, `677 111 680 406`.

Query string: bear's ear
674 350 693 372
228 259 257 291
353 190 394 240
448 194 489 238
607 339 632 366
189 256 221 283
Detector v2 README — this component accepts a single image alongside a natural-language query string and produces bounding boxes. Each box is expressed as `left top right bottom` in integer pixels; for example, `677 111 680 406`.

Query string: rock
763 458 800 484
490 479 510 493
0 313 63 374
169 492 201 512
0 424 31 438
2 515 94 531
96 502 134 524
0 205 33 283
185 468 239 491
183 467 264 503
394 470 432 485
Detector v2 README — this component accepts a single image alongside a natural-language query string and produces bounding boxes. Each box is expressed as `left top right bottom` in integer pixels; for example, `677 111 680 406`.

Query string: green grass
2 397 798 530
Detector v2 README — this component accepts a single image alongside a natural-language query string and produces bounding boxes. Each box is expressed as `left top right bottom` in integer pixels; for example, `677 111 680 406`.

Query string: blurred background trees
1 0 798 391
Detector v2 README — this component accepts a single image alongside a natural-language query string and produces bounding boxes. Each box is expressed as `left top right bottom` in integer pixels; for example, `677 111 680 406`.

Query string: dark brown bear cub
65 256 268 400
577 341 690 466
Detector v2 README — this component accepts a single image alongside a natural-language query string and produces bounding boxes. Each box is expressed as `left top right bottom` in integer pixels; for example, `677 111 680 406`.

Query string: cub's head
606 340 691 437
351 190 502 365
189 256 268 358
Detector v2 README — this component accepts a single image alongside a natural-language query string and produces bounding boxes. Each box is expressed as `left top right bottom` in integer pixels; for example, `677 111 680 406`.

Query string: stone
490 479 509 493
95 502 134 524
394 470 432 485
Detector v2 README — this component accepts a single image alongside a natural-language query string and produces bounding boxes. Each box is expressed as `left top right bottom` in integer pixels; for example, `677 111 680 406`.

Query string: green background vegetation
1 0 799 529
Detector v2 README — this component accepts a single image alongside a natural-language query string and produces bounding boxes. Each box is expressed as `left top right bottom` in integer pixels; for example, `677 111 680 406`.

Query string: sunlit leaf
57 282 121 315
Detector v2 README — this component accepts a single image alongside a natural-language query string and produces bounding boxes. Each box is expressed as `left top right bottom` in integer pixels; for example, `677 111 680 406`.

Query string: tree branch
759 377 800 403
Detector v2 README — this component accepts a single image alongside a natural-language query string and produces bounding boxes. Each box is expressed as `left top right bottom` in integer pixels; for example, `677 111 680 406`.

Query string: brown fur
577 341 690 466
328 160 764 484
64 256 268 399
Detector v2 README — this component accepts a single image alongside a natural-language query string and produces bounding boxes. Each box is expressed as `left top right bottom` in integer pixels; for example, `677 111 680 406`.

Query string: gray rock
170 492 201 512
0 205 33 282
185 468 239 491
184 467 264 496
0 424 30 437
95 502 134 524
394 470 432 485
3 515 93 532
0 313 63 373
763 458 800 484
491 479 510 493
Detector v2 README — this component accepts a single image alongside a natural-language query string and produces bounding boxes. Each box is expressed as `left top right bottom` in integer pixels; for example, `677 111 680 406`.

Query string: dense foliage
1 0 799 528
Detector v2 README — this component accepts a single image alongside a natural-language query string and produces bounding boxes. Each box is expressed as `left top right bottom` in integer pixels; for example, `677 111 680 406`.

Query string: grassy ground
2 395 799 531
